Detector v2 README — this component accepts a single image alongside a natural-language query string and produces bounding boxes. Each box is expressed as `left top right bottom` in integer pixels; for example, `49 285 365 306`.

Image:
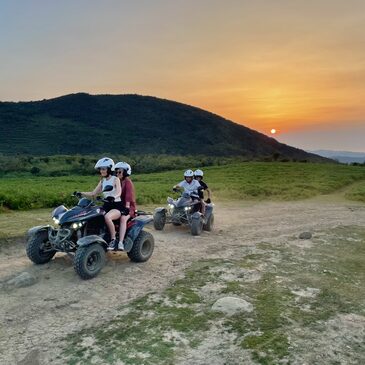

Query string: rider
194 169 211 216
194 169 211 204
173 169 201 199
114 161 136 251
80 157 122 248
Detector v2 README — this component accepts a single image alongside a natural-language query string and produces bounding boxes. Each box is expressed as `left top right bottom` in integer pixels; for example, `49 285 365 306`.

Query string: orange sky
1 0 364 150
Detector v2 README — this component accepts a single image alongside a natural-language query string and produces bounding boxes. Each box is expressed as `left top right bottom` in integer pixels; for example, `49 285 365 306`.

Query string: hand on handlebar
73 191 82 198
172 187 179 193
106 196 115 203
205 198 211 204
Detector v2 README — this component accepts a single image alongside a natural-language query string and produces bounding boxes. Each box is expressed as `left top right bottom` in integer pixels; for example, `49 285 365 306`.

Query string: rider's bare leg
119 214 130 243
200 199 206 216
105 209 121 241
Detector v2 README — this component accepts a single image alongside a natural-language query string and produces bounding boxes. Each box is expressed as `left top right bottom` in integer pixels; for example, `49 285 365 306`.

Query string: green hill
0 93 324 160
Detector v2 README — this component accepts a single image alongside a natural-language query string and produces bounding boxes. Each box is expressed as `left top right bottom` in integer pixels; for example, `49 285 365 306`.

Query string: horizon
1 0 364 152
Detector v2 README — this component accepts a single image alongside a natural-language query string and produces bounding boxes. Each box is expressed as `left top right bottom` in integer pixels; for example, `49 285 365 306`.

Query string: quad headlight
184 206 191 211
52 217 60 225
168 204 174 209
71 222 84 229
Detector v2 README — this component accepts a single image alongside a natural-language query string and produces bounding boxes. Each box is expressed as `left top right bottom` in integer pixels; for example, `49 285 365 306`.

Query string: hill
0 93 325 161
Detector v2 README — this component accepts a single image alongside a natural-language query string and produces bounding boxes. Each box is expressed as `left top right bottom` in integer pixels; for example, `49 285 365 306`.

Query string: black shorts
103 201 124 214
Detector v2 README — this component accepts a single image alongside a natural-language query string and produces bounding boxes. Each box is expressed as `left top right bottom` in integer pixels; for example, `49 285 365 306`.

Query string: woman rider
80 157 122 248
194 169 212 215
114 161 136 251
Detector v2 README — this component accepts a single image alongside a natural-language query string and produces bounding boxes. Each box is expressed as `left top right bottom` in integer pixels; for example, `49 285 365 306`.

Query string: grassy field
345 180 365 202
0 162 365 212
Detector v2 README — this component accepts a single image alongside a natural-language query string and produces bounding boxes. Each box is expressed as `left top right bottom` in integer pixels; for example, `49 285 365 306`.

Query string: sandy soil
0 198 364 364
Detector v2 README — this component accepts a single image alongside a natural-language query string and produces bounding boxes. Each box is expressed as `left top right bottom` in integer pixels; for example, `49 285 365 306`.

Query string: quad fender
154 207 167 214
27 225 52 240
77 235 107 248
191 212 203 220
127 216 153 245
205 204 213 219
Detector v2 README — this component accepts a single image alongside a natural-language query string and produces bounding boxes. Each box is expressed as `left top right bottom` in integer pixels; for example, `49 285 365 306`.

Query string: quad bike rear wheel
153 211 166 230
128 231 155 262
203 213 214 231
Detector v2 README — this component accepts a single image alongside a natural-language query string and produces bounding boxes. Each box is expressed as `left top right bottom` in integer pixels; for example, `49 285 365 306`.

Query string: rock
212 296 253 316
69 302 83 310
43 297 56 301
17 349 42 365
299 232 312 239
6 272 37 289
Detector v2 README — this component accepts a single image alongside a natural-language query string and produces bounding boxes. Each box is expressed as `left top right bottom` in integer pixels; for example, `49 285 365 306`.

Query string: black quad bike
153 189 214 236
26 187 154 279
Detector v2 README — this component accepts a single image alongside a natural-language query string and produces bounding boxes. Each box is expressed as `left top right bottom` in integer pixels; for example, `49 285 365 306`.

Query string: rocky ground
0 197 364 364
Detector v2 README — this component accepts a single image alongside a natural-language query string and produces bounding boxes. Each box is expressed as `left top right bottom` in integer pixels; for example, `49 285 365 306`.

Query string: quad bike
153 189 214 236
25 187 154 279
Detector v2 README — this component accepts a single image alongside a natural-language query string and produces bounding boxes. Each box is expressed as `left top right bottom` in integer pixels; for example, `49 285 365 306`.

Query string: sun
271 128 276 134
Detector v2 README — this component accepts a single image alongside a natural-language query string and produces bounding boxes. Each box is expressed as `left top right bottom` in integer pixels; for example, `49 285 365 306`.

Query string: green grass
0 208 52 242
61 226 365 364
62 261 224 365
0 154 244 178
1 162 365 211
345 180 365 202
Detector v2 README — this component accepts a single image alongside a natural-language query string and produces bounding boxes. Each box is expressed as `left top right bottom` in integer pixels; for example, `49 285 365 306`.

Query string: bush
30 167 40 175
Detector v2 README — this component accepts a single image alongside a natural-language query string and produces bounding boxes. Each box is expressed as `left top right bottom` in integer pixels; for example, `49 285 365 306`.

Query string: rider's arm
124 180 133 208
81 181 102 198
202 182 211 199
114 177 121 199
173 180 186 190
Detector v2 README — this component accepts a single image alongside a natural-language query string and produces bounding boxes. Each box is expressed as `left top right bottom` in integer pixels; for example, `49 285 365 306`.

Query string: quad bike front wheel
153 211 166 230
74 243 106 280
26 230 56 264
191 216 204 236
128 231 155 263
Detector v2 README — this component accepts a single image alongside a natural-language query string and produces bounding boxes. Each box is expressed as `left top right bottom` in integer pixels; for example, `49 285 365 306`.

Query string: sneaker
117 241 125 251
107 239 117 251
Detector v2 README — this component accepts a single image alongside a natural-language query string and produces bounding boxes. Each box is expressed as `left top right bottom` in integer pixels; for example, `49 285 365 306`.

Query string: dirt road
0 198 364 364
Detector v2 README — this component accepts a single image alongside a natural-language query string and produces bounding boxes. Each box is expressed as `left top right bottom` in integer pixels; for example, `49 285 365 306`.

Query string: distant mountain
310 150 365 164
0 93 326 161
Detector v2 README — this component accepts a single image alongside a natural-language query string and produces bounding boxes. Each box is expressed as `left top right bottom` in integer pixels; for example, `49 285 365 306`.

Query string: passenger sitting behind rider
115 161 136 251
194 169 211 204
194 169 211 216
80 157 122 248
173 169 202 200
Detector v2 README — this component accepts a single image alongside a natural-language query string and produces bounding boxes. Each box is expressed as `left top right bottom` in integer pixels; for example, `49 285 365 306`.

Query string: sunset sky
1 0 364 152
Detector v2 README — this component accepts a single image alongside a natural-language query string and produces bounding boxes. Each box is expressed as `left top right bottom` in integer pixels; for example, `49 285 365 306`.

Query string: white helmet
115 161 132 176
194 169 204 177
94 157 115 171
184 169 194 177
